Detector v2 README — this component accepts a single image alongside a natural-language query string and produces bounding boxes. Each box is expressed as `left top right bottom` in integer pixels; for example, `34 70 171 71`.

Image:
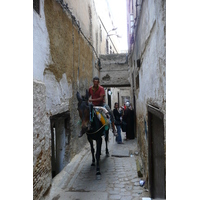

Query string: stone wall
33 80 51 200
99 54 130 87
128 0 166 187
99 53 131 111
43 0 96 161
33 0 105 199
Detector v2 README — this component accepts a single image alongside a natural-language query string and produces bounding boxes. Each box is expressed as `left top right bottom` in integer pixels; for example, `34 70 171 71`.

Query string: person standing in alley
113 102 124 144
123 101 135 140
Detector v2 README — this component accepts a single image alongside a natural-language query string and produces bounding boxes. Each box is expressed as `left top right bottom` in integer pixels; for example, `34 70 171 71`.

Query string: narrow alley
33 0 166 199
43 131 150 200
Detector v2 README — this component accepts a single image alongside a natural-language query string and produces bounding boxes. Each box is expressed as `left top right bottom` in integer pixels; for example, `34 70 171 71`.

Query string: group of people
113 101 135 144
78 76 135 143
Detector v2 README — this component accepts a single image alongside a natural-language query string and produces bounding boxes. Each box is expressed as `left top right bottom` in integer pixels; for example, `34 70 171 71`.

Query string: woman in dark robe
123 101 135 140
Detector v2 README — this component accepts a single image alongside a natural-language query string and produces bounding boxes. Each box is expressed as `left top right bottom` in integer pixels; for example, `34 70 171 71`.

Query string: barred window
33 0 40 15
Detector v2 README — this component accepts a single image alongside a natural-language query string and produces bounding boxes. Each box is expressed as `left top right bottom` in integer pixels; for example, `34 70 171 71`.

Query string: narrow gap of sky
108 0 128 51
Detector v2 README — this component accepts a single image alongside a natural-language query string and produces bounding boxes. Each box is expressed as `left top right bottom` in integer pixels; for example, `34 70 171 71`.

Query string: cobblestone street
43 131 151 200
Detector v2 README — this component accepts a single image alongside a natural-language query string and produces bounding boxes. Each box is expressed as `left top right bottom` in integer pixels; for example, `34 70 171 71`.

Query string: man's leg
116 125 122 143
103 104 117 135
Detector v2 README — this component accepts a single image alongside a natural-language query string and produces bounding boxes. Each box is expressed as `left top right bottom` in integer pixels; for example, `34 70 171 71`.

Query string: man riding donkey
78 76 117 138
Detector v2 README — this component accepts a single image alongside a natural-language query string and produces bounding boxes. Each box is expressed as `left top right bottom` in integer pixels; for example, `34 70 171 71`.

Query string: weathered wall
33 1 52 199
64 0 119 56
129 0 166 185
33 0 51 82
43 0 94 114
109 87 131 109
99 53 131 111
33 80 51 200
33 0 105 199
63 0 97 42
99 54 130 87
43 1 95 163
43 0 95 163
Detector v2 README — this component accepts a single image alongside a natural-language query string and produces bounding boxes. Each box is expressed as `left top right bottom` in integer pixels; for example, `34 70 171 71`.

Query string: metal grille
33 0 40 15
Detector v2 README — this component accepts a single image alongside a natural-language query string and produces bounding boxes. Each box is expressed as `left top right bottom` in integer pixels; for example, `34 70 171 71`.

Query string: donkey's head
76 90 90 132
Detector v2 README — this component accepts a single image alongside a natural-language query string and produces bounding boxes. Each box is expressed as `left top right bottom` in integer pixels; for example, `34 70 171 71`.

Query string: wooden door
148 105 166 199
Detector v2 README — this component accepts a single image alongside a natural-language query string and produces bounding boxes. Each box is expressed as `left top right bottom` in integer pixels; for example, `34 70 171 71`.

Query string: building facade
33 0 120 199
94 0 121 55
126 0 166 199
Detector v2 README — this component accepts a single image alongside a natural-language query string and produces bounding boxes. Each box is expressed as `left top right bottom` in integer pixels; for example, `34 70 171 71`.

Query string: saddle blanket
93 106 110 130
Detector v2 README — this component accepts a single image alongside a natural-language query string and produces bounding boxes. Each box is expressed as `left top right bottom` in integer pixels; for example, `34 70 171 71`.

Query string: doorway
148 105 166 199
50 111 70 178
107 89 111 109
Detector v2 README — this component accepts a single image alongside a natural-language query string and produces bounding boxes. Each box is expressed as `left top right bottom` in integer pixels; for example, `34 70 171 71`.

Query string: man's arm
88 95 104 103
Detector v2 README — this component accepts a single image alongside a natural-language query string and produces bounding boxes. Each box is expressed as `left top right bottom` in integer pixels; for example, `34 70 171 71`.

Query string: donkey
76 90 109 179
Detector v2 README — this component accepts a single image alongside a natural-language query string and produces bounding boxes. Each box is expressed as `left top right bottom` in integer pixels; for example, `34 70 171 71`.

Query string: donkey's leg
96 138 102 179
88 137 95 166
105 129 109 157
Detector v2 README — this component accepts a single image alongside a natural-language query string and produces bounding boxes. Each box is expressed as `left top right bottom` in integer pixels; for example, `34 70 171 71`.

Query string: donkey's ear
76 92 82 102
85 89 89 101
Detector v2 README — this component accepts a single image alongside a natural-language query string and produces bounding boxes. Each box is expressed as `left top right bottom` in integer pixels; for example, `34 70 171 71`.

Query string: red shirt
88 85 105 106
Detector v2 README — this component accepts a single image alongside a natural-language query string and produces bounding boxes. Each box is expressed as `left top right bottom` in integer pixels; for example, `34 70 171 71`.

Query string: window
33 0 40 15
137 59 141 68
106 39 109 54
136 74 139 89
130 13 134 34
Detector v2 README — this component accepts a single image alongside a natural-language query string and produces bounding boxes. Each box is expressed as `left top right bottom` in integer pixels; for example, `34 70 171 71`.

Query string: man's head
114 102 119 108
93 76 99 88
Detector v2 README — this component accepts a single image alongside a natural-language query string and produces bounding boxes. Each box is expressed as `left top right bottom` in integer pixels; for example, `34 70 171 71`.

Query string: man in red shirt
89 77 116 133
78 76 117 137
88 76 105 106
